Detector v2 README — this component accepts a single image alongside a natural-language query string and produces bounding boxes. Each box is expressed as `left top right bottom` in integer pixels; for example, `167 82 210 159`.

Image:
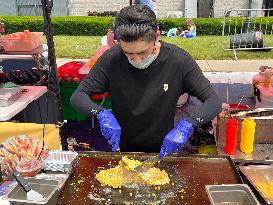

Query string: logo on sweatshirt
163 84 168 91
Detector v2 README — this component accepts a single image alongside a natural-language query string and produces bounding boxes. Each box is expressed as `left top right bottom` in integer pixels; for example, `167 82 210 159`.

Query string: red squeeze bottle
225 118 238 155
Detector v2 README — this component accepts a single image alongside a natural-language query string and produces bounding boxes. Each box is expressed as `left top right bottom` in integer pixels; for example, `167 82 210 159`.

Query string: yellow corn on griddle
57 151 243 205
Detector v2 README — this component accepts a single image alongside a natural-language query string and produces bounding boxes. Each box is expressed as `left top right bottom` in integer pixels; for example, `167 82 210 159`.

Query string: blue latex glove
159 119 193 159
97 110 121 152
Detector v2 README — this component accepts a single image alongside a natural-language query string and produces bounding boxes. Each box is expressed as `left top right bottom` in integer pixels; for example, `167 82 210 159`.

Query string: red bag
58 61 86 82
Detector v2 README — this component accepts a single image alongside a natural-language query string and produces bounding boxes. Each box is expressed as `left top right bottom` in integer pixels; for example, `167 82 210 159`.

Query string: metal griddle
57 152 242 205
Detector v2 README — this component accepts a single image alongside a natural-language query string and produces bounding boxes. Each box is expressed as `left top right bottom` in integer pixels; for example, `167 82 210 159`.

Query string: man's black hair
113 5 157 42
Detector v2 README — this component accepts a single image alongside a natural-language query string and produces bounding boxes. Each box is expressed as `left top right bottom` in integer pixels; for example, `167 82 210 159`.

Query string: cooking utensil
134 155 161 173
116 147 123 159
13 171 45 202
116 147 127 166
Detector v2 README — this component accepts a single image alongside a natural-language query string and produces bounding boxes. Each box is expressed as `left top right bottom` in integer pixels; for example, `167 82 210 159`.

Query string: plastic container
225 118 238 155
240 118 256 154
0 30 43 52
60 82 112 121
16 158 43 177
91 92 112 109
60 82 88 121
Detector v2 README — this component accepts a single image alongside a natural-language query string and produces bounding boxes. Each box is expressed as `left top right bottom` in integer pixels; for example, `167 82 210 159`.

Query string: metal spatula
13 171 45 202
134 155 161 173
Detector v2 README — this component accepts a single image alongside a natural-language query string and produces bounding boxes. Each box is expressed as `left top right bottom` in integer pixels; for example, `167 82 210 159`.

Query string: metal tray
57 151 243 205
4 178 61 205
239 165 273 204
206 184 260 205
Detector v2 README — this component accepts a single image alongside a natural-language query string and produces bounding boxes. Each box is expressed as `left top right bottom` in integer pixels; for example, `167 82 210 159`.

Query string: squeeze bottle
225 118 238 155
240 118 256 153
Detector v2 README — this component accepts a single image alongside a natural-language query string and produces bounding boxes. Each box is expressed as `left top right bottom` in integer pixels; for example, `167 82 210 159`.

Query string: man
70 5 221 158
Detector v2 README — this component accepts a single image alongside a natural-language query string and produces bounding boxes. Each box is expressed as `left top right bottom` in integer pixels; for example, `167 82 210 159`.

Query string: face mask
126 53 156 70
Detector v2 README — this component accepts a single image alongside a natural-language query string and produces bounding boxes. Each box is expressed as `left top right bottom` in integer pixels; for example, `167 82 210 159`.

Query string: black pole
41 0 66 150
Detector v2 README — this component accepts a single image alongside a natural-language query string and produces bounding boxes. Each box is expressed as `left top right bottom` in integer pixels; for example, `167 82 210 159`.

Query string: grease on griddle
57 155 239 205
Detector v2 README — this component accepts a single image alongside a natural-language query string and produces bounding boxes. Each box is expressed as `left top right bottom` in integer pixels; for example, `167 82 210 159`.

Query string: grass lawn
49 36 102 59
48 35 273 60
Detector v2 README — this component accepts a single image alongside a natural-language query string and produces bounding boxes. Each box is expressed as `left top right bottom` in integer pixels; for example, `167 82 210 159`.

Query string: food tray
3 178 60 205
44 151 78 174
206 184 260 205
239 165 273 204
0 32 43 52
57 152 242 205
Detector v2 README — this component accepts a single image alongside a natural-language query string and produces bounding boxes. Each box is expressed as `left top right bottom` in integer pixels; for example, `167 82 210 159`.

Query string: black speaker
230 31 264 49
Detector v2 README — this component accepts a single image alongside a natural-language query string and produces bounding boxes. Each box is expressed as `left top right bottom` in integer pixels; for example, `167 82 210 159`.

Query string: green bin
59 82 112 121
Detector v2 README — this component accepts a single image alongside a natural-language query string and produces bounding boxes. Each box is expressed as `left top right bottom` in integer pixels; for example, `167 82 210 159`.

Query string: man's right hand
97 110 121 152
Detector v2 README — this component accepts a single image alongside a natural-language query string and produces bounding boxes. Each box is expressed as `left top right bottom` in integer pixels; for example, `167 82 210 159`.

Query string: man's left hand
159 119 193 159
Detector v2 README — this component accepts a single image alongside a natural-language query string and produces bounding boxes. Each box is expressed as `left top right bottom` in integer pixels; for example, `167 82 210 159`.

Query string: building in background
0 0 271 18
0 0 69 16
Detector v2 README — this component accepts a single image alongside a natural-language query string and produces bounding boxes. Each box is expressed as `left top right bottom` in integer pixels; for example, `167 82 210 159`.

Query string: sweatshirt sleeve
70 52 110 116
181 55 222 127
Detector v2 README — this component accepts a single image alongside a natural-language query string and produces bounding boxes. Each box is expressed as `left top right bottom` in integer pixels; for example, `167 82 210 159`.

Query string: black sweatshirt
70 41 222 152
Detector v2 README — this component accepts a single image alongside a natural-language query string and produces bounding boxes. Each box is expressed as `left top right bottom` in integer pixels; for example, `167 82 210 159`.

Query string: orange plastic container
0 30 43 52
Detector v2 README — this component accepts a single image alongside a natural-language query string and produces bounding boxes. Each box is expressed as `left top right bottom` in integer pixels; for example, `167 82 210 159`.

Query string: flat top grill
57 152 242 205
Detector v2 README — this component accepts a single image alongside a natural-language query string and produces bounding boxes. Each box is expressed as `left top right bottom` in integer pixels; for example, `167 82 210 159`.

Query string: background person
183 19 196 39
167 27 184 38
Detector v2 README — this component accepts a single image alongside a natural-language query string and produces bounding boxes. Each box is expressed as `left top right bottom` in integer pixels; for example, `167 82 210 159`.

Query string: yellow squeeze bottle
240 118 256 153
